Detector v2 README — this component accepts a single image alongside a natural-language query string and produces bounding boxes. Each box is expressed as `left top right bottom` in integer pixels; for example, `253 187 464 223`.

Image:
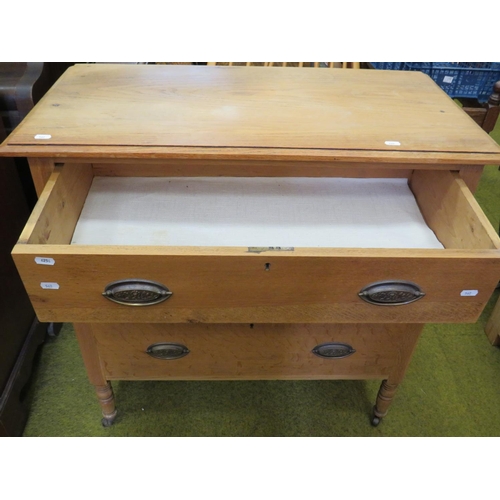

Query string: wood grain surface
1 64 499 165
11 247 500 324
410 170 500 250
91 322 423 381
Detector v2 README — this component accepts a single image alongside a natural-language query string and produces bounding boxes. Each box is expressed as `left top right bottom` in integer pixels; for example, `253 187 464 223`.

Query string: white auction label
34 134 52 139
460 290 478 297
35 257 55 266
40 282 60 290
385 141 401 146
443 76 454 84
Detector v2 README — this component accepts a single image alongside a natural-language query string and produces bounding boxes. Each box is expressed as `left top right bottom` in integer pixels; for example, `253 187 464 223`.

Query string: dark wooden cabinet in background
0 63 73 436
0 119 46 436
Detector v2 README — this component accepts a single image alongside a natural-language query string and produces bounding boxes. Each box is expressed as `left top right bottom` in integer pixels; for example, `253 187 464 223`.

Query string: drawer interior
70 176 444 249
20 163 500 252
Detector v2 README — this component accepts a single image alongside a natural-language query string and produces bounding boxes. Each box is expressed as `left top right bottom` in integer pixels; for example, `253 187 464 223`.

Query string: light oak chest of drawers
2 64 500 427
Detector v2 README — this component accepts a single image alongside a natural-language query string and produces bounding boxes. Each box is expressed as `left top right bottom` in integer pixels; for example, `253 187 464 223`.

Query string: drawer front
11 164 500 324
91 323 422 381
12 249 500 323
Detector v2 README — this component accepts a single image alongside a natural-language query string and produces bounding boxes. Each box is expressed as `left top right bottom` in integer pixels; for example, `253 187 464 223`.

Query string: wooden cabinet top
1 64 499 164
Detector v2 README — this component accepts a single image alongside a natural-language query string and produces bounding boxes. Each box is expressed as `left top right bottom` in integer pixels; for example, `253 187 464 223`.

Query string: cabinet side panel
410 169 500 250
25 164 93 245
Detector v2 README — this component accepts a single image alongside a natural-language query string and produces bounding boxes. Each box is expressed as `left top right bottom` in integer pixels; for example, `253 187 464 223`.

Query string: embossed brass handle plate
312 342 356 359
102 279 172 306
358 280 425 306
146 343 190 360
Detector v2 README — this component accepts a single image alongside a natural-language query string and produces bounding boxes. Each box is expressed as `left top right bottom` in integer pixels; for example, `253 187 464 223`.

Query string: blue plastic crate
370 62 500 103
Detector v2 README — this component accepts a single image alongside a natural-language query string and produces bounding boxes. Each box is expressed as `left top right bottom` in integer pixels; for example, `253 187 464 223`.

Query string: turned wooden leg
371 380 399 426
96 382 117 427
370 324 424 426
74 323 118 426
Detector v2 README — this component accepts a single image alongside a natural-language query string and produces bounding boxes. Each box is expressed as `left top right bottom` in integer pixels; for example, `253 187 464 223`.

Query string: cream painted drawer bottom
90 323 423 381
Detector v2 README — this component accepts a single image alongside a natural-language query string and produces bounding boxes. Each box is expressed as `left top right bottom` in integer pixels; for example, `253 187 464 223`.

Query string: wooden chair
460 81 500 134
207 62 360 68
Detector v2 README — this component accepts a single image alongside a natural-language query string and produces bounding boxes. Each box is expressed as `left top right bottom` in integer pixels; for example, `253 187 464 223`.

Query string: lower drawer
91 323 423 381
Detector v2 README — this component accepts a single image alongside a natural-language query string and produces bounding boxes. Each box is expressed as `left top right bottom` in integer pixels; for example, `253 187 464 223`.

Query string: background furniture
0 62 72 436
458 81 500 193
368 63 500 105
207 62 360 68
460 81 500 134
0 119 46 436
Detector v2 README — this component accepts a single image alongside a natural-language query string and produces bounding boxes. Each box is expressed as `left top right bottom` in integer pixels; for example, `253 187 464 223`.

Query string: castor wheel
101 417 115 427
46 322 60 337
370 407 382 427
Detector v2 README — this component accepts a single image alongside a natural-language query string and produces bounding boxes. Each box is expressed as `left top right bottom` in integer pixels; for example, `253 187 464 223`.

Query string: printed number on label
40 282 60 290
35 257 55 265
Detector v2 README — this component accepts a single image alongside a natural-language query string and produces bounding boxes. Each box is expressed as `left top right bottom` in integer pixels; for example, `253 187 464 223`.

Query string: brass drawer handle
312 342 356 359
146 343 190 360
358 280 425 306
102 279 172 306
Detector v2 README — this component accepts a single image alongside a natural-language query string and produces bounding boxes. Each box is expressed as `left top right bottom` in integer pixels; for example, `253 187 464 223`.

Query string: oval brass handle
312 342 356 359
102 279 172 306
358 280 425 306
146 343 190 360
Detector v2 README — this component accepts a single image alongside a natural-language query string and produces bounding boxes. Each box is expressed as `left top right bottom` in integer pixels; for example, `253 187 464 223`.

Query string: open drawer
11 163 500 324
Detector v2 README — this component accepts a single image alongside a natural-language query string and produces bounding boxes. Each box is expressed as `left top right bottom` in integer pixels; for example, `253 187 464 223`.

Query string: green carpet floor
21 112 500 437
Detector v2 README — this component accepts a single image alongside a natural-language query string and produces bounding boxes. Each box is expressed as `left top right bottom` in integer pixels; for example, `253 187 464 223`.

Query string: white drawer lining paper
71 177 444 249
